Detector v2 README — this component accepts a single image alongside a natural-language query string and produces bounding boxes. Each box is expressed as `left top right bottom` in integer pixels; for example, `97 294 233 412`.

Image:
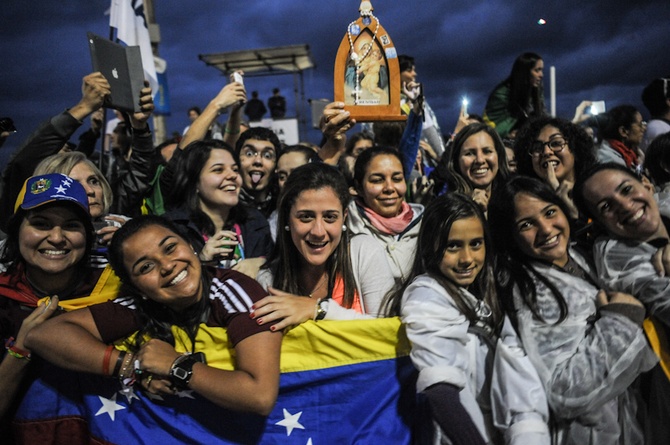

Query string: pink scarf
358 199 414 235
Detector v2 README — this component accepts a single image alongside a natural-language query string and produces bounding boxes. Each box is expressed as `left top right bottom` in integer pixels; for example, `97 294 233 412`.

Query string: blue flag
13 318 418 444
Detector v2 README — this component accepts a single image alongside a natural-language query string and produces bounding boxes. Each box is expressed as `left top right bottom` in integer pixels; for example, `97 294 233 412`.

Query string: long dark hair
514 116 597 183
263 163 357 308
503 52 545 118
488 176 573 324
601 104 640 143
108 215 210 352
167 139 246 237
445 123 512 194
384 193 503 332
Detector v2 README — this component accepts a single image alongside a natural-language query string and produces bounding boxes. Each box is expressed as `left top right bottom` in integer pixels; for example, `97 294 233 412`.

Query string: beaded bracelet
5 337 31 361
118 352 136 381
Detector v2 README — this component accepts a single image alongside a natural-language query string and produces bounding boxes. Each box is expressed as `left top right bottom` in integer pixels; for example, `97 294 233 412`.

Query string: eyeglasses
633 121 647 128
241 148 276 162
529 137 568 158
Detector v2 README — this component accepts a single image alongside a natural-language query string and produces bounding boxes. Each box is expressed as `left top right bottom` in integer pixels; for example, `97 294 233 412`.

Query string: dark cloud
1 0 669 164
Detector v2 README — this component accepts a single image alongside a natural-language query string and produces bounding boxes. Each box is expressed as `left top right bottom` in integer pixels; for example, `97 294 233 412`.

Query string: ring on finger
146 374 153 386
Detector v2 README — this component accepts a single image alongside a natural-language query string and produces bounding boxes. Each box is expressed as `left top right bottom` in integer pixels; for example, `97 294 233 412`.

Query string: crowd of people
1 50 669 445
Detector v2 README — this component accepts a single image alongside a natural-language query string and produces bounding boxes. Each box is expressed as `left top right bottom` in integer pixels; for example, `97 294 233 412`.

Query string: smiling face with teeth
197 148 242 214
513 192 570 267
457 131 499 192
360 154 407 218
531 125 575 184
19 204 88 289
289 187 345 271
122 224 203 311
581 168 667 242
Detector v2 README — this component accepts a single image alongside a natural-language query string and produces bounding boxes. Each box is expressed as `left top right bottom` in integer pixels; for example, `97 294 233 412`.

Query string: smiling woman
0 173 120 434
254 162 395 329
445 123 511 212
488 175 656 443
164 139 273 270
347 146 424 282
24 215 282 416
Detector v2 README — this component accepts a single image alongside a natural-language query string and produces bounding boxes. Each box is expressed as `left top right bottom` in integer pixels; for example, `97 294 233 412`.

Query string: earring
284 225 290 231
342 225 347 232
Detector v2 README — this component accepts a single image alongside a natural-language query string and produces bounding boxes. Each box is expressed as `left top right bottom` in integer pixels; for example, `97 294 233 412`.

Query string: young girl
385 193 549 445
489 175 657 444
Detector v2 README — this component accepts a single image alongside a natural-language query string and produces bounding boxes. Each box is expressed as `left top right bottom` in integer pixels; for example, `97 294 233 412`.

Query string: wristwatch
169 355 200 390
314 298 330 321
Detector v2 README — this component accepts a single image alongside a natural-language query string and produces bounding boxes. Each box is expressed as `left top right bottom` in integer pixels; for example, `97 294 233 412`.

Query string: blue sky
1 0 669 162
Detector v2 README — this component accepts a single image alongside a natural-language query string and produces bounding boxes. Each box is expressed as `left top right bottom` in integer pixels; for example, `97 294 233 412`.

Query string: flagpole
142 0 167 144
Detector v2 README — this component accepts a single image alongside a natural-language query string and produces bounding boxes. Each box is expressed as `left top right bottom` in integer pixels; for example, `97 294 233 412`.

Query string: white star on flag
95 393 125 421
174 389 196 399
119 385 140 404
55 184 67 194
275 408 305 436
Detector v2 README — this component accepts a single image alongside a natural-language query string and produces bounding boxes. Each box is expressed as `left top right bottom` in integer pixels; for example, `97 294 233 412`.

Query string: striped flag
13 318 418 444
109 0 158 97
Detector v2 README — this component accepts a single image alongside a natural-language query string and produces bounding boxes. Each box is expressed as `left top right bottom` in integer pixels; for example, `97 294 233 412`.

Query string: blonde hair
34 152 113 214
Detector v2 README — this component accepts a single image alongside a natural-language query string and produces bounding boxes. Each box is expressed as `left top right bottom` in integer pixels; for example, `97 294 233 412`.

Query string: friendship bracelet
112 351 127 377
102 345 114 375
224 127 240 135
5 337 31 361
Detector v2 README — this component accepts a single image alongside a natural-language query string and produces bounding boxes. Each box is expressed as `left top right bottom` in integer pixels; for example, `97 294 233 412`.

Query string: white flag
109 0 158 98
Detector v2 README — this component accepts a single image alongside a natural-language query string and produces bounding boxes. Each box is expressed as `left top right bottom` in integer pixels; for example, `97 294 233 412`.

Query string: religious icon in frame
334 1 404 121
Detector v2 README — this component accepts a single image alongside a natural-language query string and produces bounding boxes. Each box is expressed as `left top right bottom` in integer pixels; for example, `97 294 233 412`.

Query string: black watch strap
169 356 198 390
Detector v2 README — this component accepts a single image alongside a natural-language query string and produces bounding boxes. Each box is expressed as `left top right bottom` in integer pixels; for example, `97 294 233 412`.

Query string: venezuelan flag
13 318 417 444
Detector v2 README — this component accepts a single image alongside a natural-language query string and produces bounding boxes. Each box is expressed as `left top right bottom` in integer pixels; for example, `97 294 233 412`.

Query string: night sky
2 0 669 163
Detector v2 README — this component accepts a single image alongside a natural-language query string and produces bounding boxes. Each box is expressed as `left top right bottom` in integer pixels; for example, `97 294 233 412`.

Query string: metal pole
143 0 167 144
550 65 556 118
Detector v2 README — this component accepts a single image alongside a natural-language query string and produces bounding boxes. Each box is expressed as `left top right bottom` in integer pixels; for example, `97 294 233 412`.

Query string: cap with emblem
14 173 89 214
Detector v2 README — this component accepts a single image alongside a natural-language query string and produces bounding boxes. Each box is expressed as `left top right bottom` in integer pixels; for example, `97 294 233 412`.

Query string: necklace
346 3 380 105
303 274 328 298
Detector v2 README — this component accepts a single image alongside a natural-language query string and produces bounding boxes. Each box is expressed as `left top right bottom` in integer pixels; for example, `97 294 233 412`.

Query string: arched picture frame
334 1 404 122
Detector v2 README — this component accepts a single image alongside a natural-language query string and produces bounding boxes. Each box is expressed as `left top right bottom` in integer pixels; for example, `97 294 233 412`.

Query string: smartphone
461 98 469 116
589 101 606 115
220 237 245 260
233 72 244 85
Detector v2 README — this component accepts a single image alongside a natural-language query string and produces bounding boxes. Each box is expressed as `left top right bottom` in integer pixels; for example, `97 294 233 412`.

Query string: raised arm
317 102 356 165
0 72 110 231
110 82 156 217
179 81 246 149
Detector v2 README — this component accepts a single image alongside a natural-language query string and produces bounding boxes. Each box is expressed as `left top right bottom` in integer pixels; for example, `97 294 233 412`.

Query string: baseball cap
14 173 90 214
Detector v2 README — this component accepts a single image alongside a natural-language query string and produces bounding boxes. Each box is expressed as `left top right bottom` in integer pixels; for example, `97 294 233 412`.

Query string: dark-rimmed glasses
529 138 567 159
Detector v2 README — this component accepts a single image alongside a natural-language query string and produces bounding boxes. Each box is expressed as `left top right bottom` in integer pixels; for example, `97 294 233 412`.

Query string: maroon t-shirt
89 268 270 346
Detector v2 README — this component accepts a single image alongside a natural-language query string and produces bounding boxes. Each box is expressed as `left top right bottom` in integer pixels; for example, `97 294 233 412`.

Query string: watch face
173 367 189 380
